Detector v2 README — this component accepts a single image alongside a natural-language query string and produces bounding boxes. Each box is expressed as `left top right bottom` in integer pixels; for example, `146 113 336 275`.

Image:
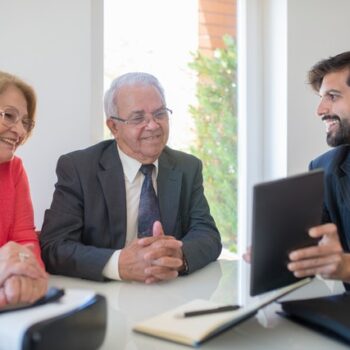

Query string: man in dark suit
288 52 350 285
40 72 221 283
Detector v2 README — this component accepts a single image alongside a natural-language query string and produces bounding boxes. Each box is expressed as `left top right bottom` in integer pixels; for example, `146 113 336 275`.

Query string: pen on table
176 305 240 318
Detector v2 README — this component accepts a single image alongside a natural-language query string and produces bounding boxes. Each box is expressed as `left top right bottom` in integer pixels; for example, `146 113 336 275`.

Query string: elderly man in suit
288 52 350 287
40 72 221 283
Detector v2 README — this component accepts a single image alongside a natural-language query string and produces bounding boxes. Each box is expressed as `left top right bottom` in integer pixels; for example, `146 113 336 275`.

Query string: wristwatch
179 252 189 275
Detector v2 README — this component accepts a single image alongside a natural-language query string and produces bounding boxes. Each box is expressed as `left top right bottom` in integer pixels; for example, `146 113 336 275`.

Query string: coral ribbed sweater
0 156 43 266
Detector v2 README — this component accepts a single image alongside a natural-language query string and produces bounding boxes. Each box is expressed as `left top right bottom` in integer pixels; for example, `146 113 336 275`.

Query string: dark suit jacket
40 140 222 281
310 145 350 290
309 145 350 251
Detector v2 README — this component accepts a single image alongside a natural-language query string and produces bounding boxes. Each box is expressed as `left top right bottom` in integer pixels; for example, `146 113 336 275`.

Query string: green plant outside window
188 35 237 253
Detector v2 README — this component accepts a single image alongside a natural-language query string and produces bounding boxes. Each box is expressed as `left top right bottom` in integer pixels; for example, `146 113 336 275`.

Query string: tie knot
140 164 154 176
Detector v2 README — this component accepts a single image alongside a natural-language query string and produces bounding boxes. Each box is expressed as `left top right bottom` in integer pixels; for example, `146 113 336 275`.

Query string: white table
49 259 348 350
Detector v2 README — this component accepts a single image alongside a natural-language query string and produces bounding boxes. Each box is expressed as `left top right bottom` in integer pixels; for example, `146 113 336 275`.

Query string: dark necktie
138 164 161 238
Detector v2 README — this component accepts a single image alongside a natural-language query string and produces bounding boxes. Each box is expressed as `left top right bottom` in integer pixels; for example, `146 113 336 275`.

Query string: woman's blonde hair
0 71 37 138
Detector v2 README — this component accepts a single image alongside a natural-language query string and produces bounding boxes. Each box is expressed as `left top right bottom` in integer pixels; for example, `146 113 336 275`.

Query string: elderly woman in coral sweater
0 71 47 307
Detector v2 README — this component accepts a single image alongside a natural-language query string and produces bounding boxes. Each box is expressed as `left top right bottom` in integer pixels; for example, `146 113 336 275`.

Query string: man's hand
140 221 184 283
288 223 350 282
119 221 183 283
243 246 251 263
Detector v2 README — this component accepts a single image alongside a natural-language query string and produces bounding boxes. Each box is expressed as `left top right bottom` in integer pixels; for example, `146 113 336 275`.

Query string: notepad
133 278 311 347
134 299 249 347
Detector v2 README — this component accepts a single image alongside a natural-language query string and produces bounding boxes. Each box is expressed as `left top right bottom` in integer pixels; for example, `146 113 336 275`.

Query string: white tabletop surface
49 259 348 350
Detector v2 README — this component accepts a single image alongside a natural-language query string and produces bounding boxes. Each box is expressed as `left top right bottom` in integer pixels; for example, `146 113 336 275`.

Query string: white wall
287 0 350 174
0 0 103 228
238 0 350 227
255 0 350 180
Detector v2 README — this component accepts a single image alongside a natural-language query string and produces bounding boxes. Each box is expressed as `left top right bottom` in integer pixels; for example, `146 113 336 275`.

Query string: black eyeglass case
0 290 107 350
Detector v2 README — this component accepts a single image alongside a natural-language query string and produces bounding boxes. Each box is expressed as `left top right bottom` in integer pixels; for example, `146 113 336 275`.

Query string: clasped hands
119 221 184 284
0 242 48 307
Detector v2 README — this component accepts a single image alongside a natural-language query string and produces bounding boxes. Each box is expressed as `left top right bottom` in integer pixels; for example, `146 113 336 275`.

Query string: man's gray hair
104 72 166 118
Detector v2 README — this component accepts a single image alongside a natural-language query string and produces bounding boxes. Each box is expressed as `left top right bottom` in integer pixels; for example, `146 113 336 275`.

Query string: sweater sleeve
9 159 45 269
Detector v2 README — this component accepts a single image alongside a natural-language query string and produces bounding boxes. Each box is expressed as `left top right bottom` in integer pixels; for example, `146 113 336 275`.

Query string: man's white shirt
102 145 158 280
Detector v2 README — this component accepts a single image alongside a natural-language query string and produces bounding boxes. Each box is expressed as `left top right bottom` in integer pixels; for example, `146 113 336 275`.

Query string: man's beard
323 115 350 147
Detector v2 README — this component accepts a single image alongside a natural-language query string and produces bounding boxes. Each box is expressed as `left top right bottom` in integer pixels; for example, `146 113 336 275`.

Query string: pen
177 305 240 318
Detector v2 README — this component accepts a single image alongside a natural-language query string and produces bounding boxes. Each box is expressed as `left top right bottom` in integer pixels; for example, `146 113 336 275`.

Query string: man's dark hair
308 51 350 92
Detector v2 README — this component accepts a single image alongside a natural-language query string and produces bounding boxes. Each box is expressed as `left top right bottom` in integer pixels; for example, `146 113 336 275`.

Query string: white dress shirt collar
117 145 159 181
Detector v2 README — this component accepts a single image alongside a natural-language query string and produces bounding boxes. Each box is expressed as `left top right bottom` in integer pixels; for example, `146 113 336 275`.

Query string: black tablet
250 169 324 296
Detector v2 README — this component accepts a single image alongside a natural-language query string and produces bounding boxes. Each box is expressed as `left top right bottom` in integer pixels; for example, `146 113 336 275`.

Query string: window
104 0 237 256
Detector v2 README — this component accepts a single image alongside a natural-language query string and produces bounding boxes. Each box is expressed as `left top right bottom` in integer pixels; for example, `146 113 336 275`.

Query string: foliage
188 35 237 252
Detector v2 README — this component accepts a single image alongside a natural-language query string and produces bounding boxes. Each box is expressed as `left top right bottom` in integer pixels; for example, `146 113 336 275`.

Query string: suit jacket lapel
98 142 127 248
158 151 182 235
336 145 350 210
333 145 350 250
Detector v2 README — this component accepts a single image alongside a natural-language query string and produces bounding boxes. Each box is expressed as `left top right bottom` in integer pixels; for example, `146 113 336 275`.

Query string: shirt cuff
102 250 122 280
